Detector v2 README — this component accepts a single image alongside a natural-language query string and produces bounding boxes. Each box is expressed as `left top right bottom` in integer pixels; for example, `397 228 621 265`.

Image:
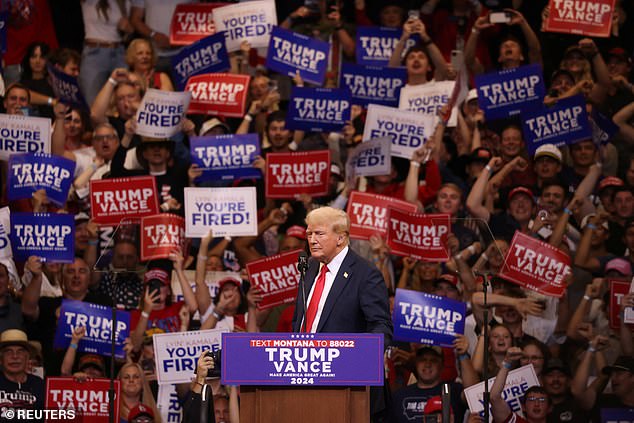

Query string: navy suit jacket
291 247 393 344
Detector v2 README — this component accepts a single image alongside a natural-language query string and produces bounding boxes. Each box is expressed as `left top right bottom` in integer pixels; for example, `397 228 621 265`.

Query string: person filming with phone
182 351 239 423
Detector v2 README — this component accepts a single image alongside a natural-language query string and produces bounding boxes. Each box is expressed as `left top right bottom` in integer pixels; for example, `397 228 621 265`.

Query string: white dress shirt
304 246 349 332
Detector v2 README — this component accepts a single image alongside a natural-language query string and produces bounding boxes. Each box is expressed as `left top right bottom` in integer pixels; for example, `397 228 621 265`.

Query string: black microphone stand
477 271 491 423
298 253 308 333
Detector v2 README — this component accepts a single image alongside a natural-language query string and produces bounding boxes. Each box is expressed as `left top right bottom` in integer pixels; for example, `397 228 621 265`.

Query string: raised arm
571 334 608 409
170 249 198 314
613 101 634 142
195 231 215 316
91 68 130 124
464 16 491 75
466 157 503 221
21 256 43 321
507 9 542 65
60 326 85 376
490 347 523 422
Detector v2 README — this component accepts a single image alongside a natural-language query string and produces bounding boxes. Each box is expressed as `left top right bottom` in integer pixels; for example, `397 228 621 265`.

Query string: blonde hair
126 38 157 70
305 207 350 238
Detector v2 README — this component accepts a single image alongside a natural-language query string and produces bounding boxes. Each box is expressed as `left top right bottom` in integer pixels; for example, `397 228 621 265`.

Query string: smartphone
268 80 278 93
408 10 420 20
489 11 511 24
450 50 464 70
148 278 162 303
20 107 31 116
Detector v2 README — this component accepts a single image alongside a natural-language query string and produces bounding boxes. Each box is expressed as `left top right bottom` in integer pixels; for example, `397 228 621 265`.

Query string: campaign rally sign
601 408 634 423
169 3 229 45
140 214 186 261
0 114 51 161
545 0 616 37
465 364 540 420
346 191 417 240
393 289 466 346
266 26 329 86
0 207 12 259
47 64 88 109
10 213 74 263
286 87 351 133
522 95 592 154
136 89 192 138
265 150 330 198
171 32 230 90
500 231 571 298
475 64 546 120
356 26 417 66
8 153 75 205
54 299 130 358
90 176 159 226
399 80 455 115
190 133 261 181
153 329 226 385
212 0 277 52
340 63 406 107
608 279 633 329
346 136 391 179
157 384 183 423
591 108 619 145
186 73 250 117
184 187 258 238
46 377 120 422
247 249 302 310
363 104 434 159
387 210 451 262
221 333 384 386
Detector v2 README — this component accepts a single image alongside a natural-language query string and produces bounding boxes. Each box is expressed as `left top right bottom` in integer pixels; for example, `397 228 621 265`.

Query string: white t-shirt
82 0 129 42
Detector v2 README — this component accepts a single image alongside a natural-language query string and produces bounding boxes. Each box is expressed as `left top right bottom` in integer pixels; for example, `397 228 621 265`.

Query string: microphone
297 251 308 276
298 251 309 332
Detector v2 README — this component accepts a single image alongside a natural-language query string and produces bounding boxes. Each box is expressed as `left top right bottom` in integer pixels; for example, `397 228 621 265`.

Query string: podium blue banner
266 26 329 86
10 213 75 263
8 153 76 206
190 133 261 181
221 333 384 386
475 64 545 120
393 288 466 347
171 32 230 90
340 63 406 107
522 95 592 154
54 299 130 359
355 26 417 66
286 87 351 133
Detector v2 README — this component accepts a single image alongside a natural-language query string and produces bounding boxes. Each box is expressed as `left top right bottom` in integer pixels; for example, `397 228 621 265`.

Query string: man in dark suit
291 206 393 421
291 206 392 342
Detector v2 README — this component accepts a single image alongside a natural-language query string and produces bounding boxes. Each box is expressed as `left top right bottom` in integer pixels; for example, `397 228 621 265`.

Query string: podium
221 333 384 423
240 385 370 423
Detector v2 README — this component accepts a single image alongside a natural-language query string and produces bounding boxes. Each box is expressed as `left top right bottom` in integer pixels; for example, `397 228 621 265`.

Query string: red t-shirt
5 0 58 65
130 301 184 333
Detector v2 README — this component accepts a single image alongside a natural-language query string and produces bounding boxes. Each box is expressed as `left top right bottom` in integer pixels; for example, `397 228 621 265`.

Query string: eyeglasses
526 396 547 403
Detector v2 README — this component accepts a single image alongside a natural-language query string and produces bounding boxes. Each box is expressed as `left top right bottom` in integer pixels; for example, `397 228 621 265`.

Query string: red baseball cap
597 176 624 192
508 186 535 203
286 225 307 240
128 404 154 421
143 268 170 286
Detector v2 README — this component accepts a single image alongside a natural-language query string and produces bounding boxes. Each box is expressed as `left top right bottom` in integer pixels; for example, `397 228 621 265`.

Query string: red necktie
304 264 328 332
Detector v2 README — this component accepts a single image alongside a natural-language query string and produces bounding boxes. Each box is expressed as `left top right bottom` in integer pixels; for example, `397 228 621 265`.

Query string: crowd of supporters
0 0 633 422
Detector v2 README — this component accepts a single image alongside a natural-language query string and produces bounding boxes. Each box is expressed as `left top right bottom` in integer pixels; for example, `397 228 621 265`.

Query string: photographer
183 351 239 423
